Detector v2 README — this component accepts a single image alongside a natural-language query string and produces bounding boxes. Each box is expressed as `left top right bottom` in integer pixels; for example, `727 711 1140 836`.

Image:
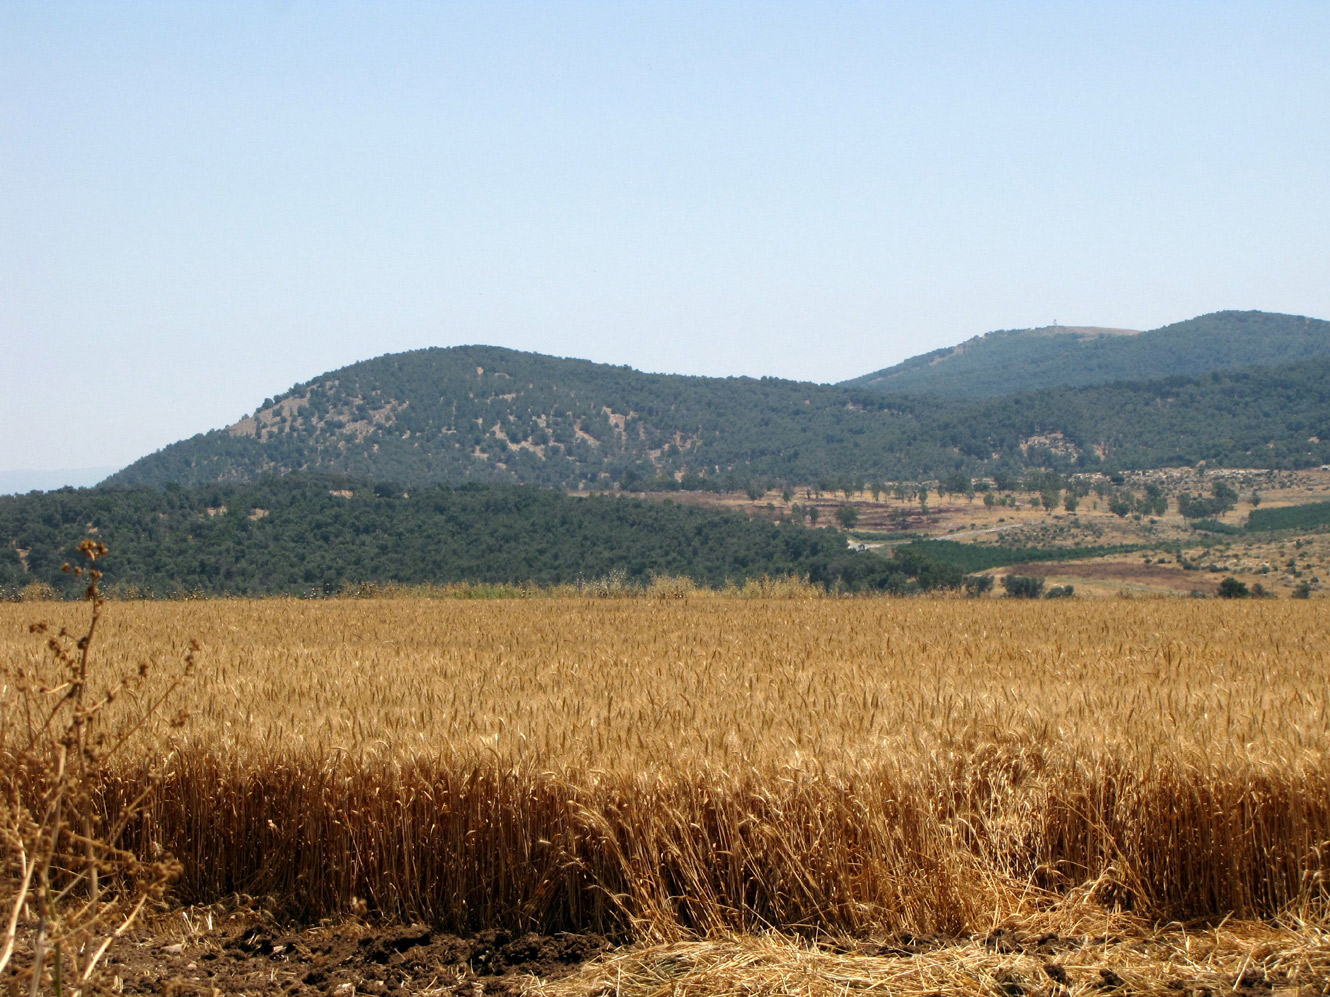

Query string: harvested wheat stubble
536 922 1330 997
2 599 1329 940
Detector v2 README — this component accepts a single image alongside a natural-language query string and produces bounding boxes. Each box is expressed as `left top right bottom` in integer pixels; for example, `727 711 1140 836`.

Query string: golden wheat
2 598 1327 938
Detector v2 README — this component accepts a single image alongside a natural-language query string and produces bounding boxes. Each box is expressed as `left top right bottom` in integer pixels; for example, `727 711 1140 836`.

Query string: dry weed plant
0 541 194 995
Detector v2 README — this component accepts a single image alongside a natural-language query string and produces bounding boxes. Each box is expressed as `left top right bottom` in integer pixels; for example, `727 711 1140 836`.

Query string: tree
943 472 971 498
835 504 859 529
963 574 994 597
1211 480 1238 513
1002 574 1045 598
1062 490 1079 513
1141 482 1167 516
1178 492 1230 520
808 506 820 525
1217 576 1249 598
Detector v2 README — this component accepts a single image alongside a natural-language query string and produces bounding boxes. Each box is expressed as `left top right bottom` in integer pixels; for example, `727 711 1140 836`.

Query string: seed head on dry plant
1 539 196 996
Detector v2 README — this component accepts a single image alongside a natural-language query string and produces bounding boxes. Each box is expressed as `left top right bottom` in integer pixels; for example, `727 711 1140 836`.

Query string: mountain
104 346 935 489
103 337 1330 491
842 311 1330 397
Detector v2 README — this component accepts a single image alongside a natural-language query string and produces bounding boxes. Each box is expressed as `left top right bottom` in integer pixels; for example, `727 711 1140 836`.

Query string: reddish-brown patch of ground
1001 560 1220 594
8 919 613 996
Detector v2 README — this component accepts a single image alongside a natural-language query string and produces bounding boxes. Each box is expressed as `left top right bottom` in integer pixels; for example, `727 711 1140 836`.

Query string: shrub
18 581 59 602
647 575 698 599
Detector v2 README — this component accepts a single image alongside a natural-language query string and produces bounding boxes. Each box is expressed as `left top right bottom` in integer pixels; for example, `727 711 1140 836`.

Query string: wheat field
2 597 1328 941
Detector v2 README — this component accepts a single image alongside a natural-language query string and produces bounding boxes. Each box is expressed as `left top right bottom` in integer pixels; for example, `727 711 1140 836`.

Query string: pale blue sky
3 2 1328 486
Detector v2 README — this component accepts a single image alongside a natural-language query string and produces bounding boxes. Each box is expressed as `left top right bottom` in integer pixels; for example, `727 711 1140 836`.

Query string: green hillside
843 311 1330 398
104 344 1330 490
959 359 1330 471
0 476 959 597
106 346 923 489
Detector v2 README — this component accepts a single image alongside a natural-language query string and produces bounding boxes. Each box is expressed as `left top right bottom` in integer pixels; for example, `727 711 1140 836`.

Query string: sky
3 1 1329 488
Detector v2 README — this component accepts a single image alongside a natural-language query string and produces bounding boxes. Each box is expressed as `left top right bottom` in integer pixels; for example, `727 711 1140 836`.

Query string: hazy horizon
0 466 122 496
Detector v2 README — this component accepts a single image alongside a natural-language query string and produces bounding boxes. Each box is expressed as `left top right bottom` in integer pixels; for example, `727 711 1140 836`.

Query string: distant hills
103 310 1330 491
843 311 1330 397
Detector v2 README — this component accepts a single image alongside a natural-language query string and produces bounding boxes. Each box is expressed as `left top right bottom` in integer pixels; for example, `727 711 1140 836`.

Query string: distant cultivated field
2 598 1328 941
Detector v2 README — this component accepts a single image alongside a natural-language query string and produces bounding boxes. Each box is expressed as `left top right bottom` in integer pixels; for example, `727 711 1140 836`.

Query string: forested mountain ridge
103 340 1330 491
107 345 915 489
842 311 1330 397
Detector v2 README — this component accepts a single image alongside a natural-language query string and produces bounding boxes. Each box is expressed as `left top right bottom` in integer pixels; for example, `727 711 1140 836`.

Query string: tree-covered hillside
107 346 922 490
843 311 1330 398
101 343 1330 490
0 476 958 597
958 359 1330 471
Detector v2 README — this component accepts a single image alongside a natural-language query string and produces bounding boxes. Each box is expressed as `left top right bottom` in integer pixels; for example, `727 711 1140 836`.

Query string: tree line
0 475 971 598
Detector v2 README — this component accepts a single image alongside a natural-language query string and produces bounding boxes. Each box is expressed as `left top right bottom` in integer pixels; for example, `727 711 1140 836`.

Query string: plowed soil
30 919 613 996
1001 559 1221 594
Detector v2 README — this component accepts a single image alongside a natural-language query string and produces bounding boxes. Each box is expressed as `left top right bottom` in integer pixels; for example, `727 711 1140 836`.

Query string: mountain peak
843 310 1330 397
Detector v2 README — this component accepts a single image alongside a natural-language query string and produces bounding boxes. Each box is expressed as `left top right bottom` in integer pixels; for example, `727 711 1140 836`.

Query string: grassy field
4 597 1328 946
